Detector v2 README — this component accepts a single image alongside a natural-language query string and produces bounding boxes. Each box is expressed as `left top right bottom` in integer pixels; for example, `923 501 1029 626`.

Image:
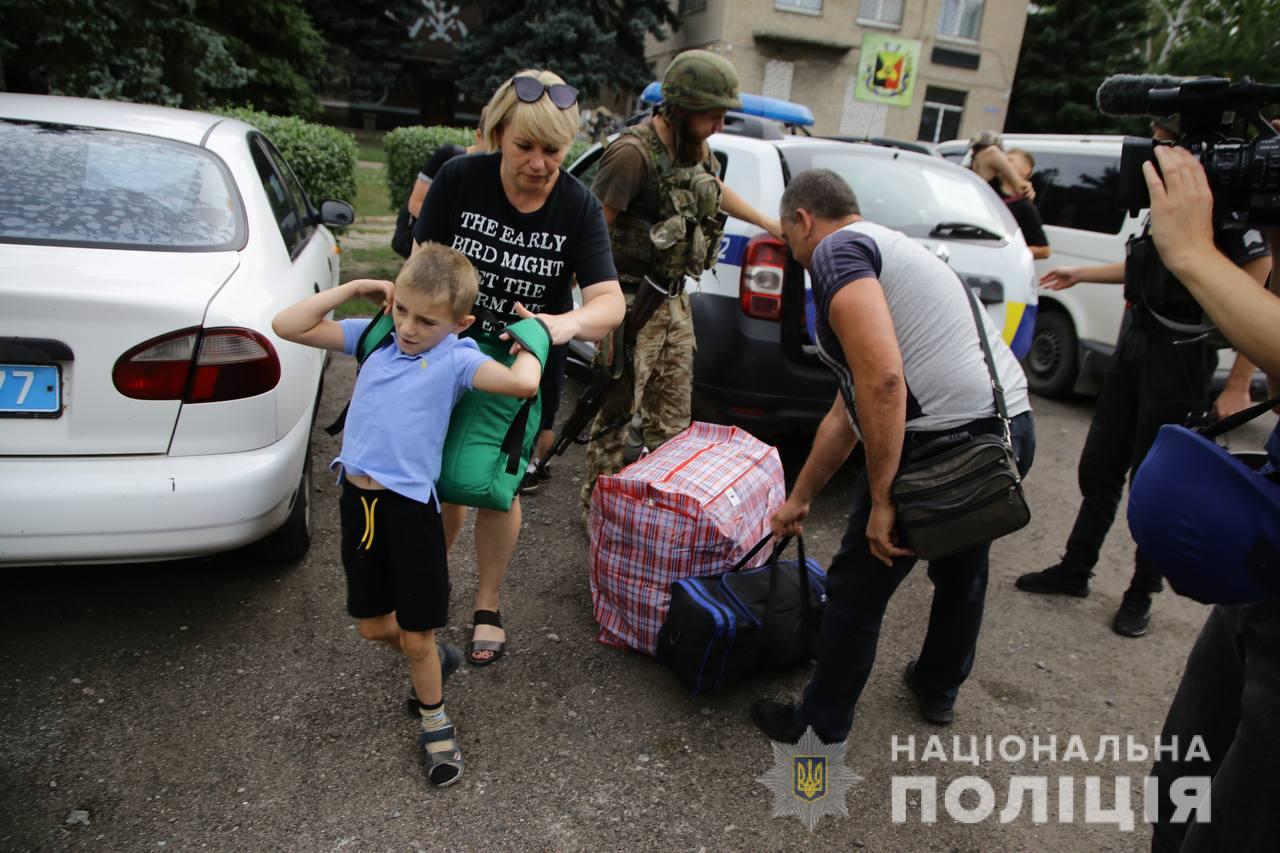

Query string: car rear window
782 144 1011 241
0 119 244 251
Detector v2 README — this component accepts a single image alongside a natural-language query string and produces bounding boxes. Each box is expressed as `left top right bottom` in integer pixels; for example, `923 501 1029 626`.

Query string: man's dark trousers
799 412 1036 743
1061 311 1214 594
1149 599 1280 851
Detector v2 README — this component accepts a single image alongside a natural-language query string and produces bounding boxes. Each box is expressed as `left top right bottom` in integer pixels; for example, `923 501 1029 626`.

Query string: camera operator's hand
1141 146 1219 278
1142 139 1280 380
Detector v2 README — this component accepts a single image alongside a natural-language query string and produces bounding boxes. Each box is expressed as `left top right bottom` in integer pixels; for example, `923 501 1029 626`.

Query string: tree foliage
1007 0 1154 134
305 0 420 104
453 0 679 102
1155 0 1280 83
0 0 323 116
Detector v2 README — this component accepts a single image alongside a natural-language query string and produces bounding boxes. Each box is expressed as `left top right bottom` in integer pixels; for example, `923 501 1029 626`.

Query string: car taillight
740 235 787 320
113 328 280 402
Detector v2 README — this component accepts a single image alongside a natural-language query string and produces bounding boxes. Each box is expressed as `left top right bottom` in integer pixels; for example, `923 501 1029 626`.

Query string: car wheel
1024 310 1078 398
256 441 313 565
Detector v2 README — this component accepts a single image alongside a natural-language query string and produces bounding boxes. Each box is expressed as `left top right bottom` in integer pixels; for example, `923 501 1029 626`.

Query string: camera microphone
1096 74 1187 117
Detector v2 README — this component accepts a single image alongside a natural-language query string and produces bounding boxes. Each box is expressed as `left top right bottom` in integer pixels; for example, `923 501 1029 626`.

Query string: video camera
1097 74 1280 226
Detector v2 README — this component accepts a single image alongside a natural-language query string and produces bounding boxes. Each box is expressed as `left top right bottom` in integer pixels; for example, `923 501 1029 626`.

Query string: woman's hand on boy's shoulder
344 278 396 310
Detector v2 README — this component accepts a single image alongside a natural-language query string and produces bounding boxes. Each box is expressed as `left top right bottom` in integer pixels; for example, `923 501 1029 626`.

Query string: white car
570 111 1038 436
0 94 354 566
937 134 1258 397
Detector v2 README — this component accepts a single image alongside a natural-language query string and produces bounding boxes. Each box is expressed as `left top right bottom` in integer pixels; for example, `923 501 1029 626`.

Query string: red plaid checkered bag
589 422 785 655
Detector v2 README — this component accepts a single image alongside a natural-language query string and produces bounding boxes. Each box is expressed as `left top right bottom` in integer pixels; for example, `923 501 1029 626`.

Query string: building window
938 0 984 41
917 86 966 143
679 0 706 13
762 60 795 102
776 0 823 14
858 0 903 27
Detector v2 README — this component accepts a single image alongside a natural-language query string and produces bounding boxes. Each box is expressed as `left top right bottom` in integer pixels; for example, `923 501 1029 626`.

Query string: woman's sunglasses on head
512 76 579 110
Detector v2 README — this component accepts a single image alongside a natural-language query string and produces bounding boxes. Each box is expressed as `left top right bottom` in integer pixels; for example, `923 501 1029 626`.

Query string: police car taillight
740 235 787 320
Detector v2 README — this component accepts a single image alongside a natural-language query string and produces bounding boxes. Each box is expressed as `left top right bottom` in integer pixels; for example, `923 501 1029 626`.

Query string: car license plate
0 363 61 415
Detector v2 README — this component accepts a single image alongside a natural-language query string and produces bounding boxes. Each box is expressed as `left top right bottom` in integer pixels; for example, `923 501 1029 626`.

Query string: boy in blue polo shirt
272 243 542 787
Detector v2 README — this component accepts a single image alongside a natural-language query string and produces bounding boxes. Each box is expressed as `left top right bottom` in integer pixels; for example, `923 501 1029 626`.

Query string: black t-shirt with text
413 152 617 339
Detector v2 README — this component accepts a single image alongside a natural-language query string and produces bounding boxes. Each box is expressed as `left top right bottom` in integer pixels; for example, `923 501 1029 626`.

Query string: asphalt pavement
2 356 1274 852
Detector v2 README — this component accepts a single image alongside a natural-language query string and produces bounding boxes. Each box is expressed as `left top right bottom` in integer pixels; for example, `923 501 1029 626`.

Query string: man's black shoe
1014 562 1090 597
904 661 955 726
1112 594 1152 638
750 699 806 744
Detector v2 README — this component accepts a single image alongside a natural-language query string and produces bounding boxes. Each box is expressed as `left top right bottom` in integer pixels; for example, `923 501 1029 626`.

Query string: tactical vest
608 123 725 284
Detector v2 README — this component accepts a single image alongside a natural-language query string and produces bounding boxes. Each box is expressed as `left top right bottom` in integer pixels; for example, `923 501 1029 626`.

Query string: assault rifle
537 275 672 472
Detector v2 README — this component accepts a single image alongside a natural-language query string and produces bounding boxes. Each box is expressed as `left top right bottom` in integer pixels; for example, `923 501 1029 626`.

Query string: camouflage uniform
580 51 741 513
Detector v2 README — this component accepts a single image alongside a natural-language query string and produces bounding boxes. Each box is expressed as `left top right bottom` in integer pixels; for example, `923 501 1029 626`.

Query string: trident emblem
794 756 827 802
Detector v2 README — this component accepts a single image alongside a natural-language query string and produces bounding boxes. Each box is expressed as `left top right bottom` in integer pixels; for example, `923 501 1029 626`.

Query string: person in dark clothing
1014 122 1271 638
752 169 1035 743
411 69 624 667
967 129 1034 200
1001 149 1050 260
391 119 486 259
1137 138 1280 853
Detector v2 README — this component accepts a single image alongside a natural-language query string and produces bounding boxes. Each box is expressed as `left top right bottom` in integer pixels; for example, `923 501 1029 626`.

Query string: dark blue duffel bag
656 536 826 694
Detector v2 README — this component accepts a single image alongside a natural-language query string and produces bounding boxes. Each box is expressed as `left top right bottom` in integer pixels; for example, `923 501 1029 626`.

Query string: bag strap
730 533 774 573
1199 394 1280 439
752 536 817 664
960 283 1010 423
323 308 396 436
499 397 535 475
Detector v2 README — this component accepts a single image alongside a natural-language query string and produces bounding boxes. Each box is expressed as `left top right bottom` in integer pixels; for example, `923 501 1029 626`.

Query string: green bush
215 107 358 206
383 128 600 212
383 126 475 211
566 139 593 169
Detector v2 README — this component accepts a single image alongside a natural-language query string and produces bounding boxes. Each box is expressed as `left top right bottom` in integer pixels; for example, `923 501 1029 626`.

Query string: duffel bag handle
754 535 818 664
730 533 775 573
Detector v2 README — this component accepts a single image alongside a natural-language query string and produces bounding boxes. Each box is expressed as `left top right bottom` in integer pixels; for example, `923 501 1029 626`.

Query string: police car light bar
640 82 816 127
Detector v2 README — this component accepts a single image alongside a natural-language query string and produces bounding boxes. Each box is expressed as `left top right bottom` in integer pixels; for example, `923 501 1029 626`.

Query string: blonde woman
413 69 625 666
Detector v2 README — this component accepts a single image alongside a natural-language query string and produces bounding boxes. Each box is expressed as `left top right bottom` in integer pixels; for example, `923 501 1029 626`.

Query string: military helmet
661 50 742 112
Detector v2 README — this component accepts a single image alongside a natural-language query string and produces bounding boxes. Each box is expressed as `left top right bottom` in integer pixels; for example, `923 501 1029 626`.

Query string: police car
570 92 1037 437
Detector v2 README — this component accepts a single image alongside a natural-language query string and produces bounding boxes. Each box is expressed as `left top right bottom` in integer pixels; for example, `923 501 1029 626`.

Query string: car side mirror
317 199 355 227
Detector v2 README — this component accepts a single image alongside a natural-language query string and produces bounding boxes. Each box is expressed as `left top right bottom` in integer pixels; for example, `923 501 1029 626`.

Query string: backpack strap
492 316 554 474
323 309 395 436
501 316 552 368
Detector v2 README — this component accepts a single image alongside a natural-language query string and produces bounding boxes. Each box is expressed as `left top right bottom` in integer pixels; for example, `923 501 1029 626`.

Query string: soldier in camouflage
580 49 782 520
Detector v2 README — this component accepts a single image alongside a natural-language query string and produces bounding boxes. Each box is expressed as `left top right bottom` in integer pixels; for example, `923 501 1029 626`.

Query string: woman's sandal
468 609 506 667
418 722 464 788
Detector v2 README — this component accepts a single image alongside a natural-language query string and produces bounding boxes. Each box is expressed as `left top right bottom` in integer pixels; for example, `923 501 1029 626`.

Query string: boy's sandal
468 609 505 667
404 642 462 718
418 723 464 788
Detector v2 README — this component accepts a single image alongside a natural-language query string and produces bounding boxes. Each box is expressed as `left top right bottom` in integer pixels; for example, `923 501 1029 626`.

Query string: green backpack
327 310 552 511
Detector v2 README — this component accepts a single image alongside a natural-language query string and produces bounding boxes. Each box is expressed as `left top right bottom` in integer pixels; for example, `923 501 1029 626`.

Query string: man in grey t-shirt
751 169 1036 744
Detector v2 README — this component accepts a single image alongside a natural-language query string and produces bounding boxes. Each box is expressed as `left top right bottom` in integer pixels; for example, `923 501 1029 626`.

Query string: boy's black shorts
339 480 448 631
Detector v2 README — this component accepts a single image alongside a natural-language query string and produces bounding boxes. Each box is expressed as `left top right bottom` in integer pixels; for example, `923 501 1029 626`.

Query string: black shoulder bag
890 287 1031 560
